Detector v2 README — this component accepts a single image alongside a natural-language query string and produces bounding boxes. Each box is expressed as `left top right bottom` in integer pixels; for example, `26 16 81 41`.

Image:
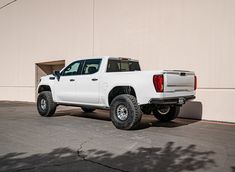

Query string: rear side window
82 59 102 75
107 59 141 72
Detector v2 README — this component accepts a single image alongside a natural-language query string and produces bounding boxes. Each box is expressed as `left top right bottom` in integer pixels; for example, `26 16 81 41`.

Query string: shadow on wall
179 101 203 120
0 142 216 172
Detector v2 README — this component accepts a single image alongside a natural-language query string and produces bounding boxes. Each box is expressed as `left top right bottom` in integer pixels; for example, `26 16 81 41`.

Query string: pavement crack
77 150 128 172
77 139 129 172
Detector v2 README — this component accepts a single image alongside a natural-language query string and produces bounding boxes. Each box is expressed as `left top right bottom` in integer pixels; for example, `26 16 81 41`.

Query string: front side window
61 60 83 76
106 59 141 72
82 59 102 75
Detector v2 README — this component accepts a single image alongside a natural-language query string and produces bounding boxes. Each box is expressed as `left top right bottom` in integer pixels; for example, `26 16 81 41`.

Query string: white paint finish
73 74 100 104
38 57 195 107
54 73 101 105
54 75 77 103
164 72 195 92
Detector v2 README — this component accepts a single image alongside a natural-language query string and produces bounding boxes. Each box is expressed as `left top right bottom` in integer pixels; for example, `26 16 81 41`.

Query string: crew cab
37 56 196 130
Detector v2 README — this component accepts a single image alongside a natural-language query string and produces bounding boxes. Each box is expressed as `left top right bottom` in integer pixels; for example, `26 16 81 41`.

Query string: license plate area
178 97 185 104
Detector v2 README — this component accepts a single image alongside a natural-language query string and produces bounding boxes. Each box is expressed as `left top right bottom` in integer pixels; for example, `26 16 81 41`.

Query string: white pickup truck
37 57 196 130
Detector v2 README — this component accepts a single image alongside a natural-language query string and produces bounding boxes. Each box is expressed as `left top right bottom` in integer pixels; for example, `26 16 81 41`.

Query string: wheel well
108 86 136 105
38 85 51 93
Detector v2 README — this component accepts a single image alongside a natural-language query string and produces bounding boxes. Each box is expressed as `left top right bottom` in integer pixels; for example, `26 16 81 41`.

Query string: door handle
70 79 75 82
92 78 98 81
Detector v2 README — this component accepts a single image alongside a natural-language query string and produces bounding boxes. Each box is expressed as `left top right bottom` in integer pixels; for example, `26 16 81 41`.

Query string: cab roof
78 56 138 61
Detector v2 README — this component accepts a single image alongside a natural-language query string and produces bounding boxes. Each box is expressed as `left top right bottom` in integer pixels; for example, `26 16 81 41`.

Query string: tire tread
110 94 142 130
37 91 56 117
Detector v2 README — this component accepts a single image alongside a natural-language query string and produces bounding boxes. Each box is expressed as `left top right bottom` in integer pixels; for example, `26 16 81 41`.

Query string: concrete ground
0 101 234 172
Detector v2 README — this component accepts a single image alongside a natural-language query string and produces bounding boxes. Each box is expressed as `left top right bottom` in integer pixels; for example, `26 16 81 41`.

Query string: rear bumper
149 95 195 105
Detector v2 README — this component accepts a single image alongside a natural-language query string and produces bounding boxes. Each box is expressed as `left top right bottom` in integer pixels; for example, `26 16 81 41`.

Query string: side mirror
53 70 61 81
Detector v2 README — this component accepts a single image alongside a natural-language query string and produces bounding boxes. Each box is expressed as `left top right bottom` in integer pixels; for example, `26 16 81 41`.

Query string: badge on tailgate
178 97 185 104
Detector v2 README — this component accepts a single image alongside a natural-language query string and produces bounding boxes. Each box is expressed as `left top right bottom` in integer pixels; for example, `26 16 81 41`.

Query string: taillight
153 75 164 92
194 75 197 90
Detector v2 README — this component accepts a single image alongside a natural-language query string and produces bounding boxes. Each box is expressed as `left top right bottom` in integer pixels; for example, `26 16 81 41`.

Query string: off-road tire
81 107 96 113
153 105 180 122
110 94 142 130
37 91 57 117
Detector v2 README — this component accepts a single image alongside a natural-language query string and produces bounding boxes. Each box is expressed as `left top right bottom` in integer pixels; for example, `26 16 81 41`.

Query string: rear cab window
106 58 141 72
82 59 102 75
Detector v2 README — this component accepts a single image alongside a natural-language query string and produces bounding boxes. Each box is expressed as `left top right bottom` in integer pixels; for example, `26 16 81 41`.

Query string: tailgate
164 70 195 92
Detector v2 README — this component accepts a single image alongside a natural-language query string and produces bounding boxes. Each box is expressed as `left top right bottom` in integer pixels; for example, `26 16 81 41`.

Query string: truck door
54 60 84 103
75 59 102 105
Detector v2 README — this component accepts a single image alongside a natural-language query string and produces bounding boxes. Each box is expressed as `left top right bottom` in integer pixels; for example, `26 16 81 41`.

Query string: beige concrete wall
0 0 235 122
0 0 94 101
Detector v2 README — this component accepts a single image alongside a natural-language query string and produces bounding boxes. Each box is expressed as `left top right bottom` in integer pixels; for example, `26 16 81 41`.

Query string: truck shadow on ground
136 117 199 130
55 108 200 130
0 142 216 172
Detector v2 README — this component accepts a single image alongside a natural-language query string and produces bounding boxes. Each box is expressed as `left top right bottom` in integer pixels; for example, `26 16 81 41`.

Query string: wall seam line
92 0 95 56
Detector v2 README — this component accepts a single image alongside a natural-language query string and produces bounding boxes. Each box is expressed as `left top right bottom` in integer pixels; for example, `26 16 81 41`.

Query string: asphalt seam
77 140 129 172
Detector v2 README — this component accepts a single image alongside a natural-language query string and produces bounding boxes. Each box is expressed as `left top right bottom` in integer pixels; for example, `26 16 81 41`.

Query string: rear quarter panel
100 71 163 106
